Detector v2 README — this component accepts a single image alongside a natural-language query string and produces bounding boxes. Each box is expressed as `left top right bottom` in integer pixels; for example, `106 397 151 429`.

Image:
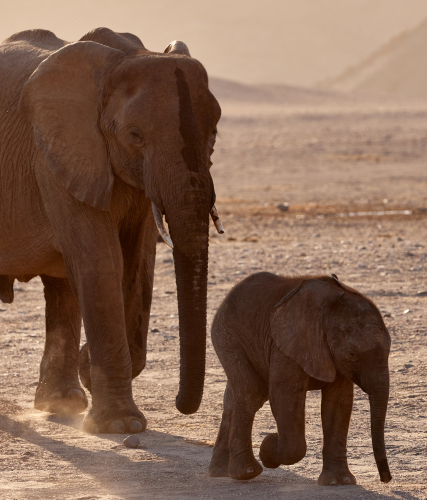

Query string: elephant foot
259 433 281 468
228 450 263 480
260 432 306 468
318 465 357 486
208 448 230 477
83 404 147 434
34 383 88 415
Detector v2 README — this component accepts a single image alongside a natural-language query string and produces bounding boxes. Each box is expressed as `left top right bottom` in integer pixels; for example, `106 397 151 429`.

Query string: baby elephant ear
20 41 124 210
270 280 343 383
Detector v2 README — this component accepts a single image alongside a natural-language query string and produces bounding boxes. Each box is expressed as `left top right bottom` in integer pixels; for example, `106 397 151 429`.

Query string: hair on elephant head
18 29 224 415
270 276 392 483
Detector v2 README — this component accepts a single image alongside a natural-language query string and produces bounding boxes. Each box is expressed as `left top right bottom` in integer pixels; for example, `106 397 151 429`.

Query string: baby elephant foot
209 448 230 477
260 432 306 468
318 465 357 486
34 384 88 415
228 450 263 480
83 405 147 434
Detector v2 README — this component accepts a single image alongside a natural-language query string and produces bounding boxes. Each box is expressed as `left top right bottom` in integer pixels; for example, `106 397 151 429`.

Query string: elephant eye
128 126 144 146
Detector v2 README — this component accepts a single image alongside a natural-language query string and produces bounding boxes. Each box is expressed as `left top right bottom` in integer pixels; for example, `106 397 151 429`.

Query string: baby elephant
209 272 392 485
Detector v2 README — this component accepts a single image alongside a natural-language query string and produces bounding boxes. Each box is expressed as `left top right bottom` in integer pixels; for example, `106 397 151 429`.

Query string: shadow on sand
0 406 421 500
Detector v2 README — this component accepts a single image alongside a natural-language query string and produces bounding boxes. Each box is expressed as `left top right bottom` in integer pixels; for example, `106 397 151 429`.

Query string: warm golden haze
2 0 427 87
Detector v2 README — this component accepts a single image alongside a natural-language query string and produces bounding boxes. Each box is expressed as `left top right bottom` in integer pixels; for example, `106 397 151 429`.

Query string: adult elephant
0 27 223 433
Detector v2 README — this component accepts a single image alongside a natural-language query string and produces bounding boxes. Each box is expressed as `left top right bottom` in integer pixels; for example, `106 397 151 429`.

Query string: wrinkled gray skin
0 28 221 433
209 273 392 485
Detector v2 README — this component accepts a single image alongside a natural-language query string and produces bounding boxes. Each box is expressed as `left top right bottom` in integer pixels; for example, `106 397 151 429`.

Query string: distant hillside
209 77 352 106
323 18 427 99
2 0 427 86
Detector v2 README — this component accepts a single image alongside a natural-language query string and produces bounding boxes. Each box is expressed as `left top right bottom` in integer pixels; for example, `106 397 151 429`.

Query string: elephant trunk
367 377 392 483
166 197 210 415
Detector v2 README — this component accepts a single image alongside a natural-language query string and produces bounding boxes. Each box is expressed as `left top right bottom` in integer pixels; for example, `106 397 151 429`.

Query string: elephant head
19 38 223 414
269 276 392 483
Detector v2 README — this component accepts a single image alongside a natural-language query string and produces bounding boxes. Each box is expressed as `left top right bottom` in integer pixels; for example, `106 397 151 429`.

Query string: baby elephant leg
260 358 308 468
259 387 307 468
35 275 87 414
318 373 356 486
209 360 267 480
209 382 234 477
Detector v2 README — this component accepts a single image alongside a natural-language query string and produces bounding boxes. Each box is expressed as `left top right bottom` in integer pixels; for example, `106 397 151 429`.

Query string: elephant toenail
91 425 100 434
108 420 126 433
330 479 337 485
343 476 351 483
246 467 254 474
129 420 143 433
51 391 61 400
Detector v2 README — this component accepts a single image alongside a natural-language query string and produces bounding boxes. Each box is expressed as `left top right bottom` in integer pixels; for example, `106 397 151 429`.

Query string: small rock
404 309 411 314
358 262 366 268
277 203 290 212
242 236 259 242
416 291 427 297
150 328 159 333
123 435 140 448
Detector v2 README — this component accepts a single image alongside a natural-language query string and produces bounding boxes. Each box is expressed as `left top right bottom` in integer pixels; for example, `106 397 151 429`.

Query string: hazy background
2 0 427 92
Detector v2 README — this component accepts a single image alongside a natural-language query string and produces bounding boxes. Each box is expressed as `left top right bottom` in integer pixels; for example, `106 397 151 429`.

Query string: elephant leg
71 242 147 435
213 353 266 480
259 356 308 468
34 275 87 414
122 208 156 379
35 167 146 434
79 205 157 391
209 382 234 477
318 374 356 486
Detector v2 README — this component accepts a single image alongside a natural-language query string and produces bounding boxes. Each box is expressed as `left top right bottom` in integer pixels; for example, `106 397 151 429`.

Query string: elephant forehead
110 57 218 130
116 56 208 94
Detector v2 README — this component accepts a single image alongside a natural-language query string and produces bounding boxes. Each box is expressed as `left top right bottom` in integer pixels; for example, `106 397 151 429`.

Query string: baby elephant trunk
369 384 392 483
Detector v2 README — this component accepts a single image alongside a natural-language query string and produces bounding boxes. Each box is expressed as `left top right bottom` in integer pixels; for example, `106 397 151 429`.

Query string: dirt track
1 92 427 499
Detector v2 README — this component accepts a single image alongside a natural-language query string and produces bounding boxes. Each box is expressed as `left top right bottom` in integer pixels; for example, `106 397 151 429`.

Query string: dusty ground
1 91 427 499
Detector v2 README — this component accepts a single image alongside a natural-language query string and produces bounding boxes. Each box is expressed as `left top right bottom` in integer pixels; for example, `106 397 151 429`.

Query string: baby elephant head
270 276 392 483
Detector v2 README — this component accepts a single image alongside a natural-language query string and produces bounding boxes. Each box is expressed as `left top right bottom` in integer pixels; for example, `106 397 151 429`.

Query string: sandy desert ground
1 86 427 499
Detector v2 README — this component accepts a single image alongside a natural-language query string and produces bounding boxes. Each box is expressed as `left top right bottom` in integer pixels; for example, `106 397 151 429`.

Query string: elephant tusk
210 204 225 234
152 202 174 249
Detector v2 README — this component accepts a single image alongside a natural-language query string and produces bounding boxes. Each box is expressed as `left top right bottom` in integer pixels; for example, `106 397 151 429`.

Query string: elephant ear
270 279 344 383
19 41 124 210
